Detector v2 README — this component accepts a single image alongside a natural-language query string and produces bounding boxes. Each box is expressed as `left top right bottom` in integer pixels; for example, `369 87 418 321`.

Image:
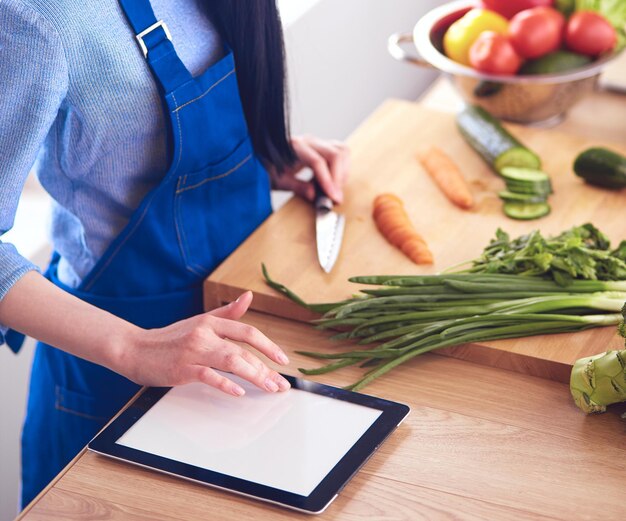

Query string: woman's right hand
119 291 291 396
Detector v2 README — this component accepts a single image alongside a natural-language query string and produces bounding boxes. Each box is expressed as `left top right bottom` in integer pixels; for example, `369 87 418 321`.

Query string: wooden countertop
204 99 625 384
18 77 626 520
420 75 626 144
18 310 626 521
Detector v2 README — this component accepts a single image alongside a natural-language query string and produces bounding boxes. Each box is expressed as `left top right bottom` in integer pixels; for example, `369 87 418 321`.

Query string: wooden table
17 311 626 521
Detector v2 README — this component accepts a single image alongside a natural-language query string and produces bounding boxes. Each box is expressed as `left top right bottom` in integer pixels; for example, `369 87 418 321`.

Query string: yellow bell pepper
443 8 509 66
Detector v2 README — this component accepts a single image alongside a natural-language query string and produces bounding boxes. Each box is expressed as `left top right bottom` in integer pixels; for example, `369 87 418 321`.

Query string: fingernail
235 291 251 303
232 386 245 396
265 378 279 392
277 377 291 391
278 352 290 365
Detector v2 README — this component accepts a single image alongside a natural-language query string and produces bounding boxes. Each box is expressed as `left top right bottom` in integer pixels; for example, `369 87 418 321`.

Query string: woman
0 0 349 508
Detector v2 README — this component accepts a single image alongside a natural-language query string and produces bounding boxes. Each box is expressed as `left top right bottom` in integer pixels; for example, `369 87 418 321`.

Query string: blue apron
13 0 272 508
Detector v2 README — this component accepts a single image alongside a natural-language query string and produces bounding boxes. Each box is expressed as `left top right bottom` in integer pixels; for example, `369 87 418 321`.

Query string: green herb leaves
469 223 626 285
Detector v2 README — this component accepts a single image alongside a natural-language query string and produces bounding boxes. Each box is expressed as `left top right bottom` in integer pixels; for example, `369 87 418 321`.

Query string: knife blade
314 181 345 273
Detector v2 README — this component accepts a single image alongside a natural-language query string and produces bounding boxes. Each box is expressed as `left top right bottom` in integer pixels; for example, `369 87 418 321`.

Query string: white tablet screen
116 375 382 496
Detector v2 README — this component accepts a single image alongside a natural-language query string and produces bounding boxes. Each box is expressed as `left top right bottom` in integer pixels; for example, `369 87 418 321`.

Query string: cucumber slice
498 191 547 204
500 167 550 183
503 202 551 220
495 149 542 173
456 106 542 173
506 183 552 197
501 167 553 195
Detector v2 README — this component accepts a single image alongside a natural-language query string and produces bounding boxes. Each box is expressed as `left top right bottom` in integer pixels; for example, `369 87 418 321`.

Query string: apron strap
118 0 193 93
5 329 25 354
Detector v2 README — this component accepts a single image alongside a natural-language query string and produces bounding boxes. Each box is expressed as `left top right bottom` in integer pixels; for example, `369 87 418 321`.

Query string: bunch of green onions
262 266 625 391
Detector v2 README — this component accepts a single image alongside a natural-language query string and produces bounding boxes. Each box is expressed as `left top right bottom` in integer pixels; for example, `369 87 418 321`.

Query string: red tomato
480 0 553 20
509 7 565 58
565 11 617 56
469 32 522 74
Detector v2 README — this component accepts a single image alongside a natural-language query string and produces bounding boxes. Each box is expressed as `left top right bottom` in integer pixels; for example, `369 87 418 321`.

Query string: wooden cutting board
205 100 626 383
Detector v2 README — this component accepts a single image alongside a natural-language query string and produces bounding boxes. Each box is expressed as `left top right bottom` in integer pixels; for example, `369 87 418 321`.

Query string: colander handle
387 32 435 68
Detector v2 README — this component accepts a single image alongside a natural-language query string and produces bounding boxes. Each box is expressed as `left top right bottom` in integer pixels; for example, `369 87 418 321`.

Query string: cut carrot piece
402 238 433 265
374 193 403 206
387 226 416 247
372 200 401 221
417 146 474 210
372 192 434 265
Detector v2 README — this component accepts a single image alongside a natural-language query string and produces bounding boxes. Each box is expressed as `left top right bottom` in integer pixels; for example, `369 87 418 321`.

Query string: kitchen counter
17 75 626 520
419 59 626 144
17 310 626 521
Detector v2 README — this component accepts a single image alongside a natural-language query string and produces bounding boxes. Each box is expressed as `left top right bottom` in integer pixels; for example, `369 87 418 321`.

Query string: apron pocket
55 384 117 423
174 137 271 276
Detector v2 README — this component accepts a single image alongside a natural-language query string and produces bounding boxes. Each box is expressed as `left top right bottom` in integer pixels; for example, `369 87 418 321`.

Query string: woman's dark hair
209 1 296 172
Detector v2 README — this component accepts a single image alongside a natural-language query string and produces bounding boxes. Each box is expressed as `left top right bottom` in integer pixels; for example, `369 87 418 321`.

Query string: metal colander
389 0 621 125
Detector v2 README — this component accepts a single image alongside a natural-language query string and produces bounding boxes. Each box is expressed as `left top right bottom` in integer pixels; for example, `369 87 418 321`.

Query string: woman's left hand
270 135 350 204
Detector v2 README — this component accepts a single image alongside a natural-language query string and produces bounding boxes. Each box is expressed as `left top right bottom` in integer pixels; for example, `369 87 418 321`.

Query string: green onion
263 268 624 390
262 224 626 390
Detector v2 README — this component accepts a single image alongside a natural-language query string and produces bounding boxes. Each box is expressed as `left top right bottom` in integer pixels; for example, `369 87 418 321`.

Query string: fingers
211 317 289 366
269 174 315 201
239 349 291 392
193 339 290 394
238 349 291 392
190 365 246 397
308 139 351 195
186 292 292 396
208 291 253 320
291 136 350 204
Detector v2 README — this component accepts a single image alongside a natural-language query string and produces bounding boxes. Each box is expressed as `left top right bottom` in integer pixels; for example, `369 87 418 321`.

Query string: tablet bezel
88 374 410 514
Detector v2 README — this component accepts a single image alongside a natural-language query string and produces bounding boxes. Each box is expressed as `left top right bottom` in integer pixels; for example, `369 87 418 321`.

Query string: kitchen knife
314 180 345 273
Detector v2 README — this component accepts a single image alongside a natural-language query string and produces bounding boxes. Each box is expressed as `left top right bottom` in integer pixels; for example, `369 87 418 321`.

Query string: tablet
89 372 410 514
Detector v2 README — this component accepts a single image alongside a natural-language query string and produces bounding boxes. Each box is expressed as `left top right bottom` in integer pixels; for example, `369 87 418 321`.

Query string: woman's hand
0 273 288 397
121 291 290 397
271 135 350 204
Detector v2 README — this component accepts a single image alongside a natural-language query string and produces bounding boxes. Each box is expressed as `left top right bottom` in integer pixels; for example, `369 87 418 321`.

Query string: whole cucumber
456 105 541 173
574 147 626 189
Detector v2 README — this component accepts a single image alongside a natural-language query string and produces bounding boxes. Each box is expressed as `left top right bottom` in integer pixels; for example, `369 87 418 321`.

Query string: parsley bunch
467 223 626 286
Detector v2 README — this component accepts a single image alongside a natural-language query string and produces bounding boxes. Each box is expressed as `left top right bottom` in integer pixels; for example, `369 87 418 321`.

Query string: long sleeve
0 1 68 341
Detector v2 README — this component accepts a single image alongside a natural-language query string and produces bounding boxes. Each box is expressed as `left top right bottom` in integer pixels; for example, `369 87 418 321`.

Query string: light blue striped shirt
0 0 221 319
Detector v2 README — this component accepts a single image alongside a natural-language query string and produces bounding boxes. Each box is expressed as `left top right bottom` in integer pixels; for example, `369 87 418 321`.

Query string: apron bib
16 0 271 507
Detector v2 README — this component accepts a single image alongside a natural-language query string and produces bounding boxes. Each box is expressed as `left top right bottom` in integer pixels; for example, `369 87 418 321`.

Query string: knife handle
313 178 333 212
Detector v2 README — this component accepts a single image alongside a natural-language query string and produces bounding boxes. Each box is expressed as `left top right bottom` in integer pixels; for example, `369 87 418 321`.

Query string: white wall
0 2 443 519
283 0 441 140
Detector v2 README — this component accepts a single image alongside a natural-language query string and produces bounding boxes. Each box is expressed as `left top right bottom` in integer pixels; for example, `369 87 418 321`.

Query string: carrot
401 238 433 265
417 146 474 210
372 193 433 265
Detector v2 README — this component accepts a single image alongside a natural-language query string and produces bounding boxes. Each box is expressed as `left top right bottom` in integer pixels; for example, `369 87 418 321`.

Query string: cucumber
520 51 591 75
503 202 551 220
456 105 542 173
498 190 547 204
473 81 503 98
456 106 551 220
574 147 626 189
500 167 553 195
499 167 553 219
